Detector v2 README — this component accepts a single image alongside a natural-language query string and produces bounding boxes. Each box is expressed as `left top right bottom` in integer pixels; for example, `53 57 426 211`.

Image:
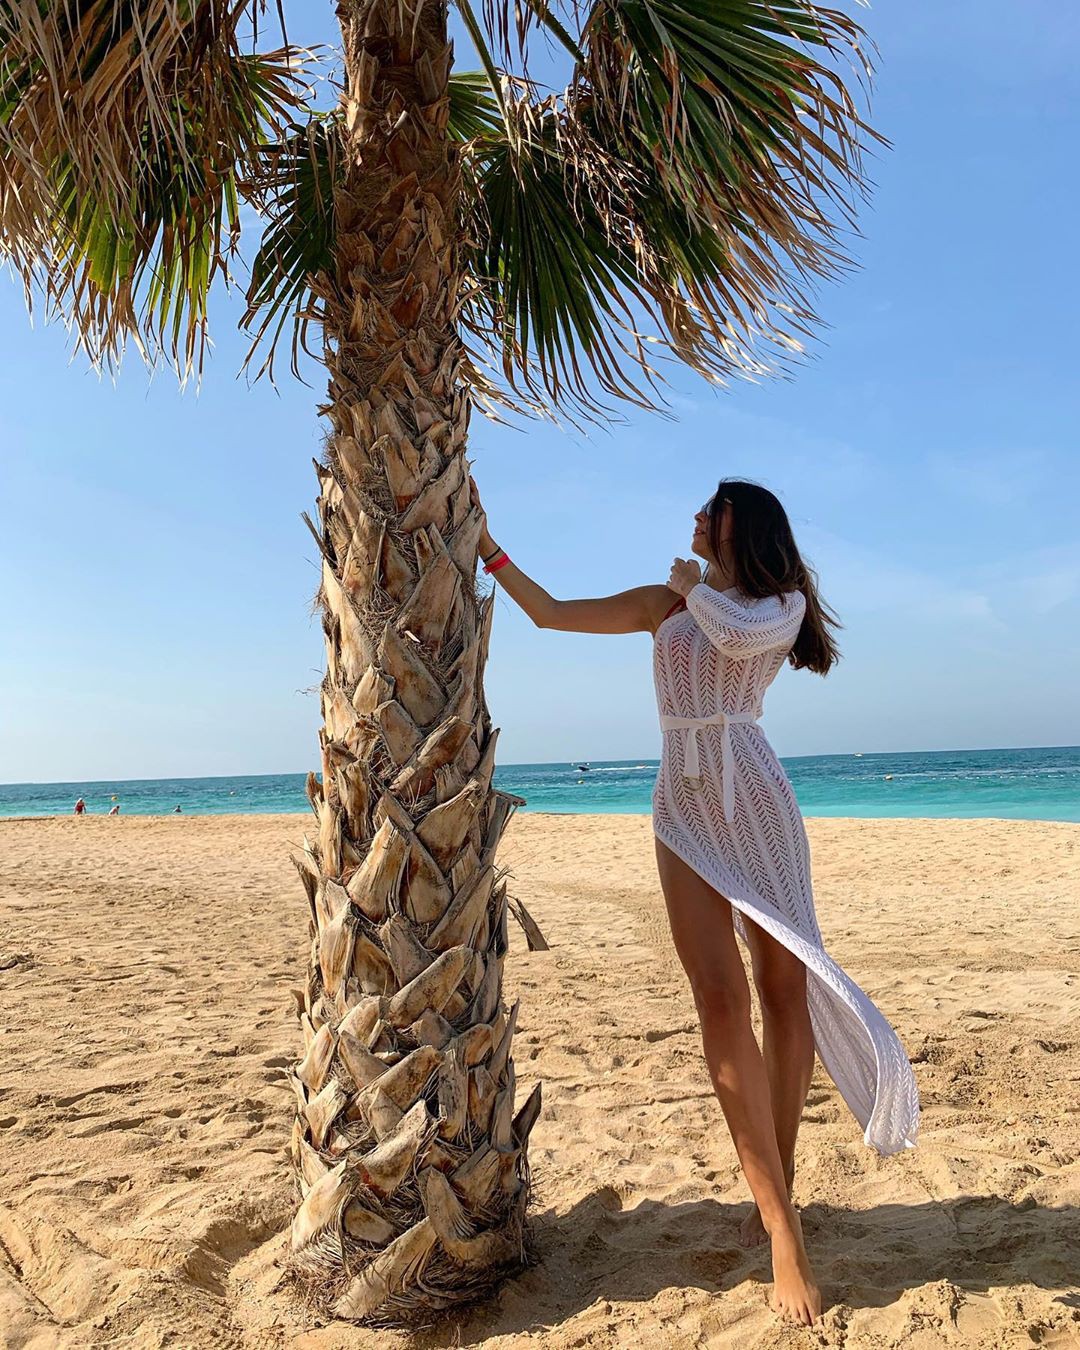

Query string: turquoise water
1 746 1077 822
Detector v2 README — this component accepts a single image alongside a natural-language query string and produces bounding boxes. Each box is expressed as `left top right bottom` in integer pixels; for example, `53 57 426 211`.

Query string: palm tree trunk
286 0 539 1323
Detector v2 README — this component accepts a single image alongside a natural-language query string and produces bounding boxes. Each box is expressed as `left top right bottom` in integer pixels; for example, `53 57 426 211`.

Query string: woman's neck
703 565 736 591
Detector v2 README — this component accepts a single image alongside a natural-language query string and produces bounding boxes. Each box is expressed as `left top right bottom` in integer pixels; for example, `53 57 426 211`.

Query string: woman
470 476 920 1327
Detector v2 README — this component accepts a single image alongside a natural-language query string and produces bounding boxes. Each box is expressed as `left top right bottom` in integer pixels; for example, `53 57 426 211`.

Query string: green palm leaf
454 0 877 415
242 115 338 382
463 104 658 417
242 75 504 381
448 71 506 141
568 0 879 364
0 1 303 374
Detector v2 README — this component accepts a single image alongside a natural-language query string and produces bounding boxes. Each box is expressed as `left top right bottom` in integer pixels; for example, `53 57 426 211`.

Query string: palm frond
454 0 512 120
448 71 505 141
462 99 661 418
0 2 304 374
453 0 881 418
456 96 779 422
241 74 504 382
242 114 338 382
473 0 585 71
573 0 878 312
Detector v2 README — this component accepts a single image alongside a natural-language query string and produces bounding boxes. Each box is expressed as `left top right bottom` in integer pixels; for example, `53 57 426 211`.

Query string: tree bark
286 0 539 1323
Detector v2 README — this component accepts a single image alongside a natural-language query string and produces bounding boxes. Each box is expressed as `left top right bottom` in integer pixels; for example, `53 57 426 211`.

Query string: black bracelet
482 544 503 563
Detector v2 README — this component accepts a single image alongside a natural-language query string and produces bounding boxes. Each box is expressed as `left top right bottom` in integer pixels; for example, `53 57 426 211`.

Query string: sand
1 812 1078 1349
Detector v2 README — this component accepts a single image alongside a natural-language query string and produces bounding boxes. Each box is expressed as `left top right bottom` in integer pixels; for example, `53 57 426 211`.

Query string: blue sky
1 0 1078 782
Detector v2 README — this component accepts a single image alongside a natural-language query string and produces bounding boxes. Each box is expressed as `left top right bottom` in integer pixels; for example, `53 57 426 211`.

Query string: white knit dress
652 582 920 1156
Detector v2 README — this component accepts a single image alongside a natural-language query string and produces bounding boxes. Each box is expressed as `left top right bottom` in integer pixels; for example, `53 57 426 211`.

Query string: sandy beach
1 812 1078 1348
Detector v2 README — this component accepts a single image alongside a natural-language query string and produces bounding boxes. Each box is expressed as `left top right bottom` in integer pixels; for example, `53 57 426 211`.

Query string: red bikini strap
661 596 687 622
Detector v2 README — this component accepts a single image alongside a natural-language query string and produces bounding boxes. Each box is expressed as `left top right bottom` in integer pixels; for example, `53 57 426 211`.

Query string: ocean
0 746 1077 822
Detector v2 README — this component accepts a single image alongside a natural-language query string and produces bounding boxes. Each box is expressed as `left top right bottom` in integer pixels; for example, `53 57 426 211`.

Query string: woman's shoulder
651 586 688 634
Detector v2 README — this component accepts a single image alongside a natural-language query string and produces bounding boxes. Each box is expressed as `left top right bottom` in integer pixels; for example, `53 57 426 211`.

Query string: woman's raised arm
471 477 672 635
493 563 669 634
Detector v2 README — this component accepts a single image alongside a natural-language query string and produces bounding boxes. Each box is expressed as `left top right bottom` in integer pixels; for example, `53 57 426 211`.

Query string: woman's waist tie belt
659 708 761 825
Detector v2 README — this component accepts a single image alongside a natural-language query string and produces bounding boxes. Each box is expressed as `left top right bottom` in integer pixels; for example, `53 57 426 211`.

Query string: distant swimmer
74 797 86 815
173 805 182 813
108 804 121 816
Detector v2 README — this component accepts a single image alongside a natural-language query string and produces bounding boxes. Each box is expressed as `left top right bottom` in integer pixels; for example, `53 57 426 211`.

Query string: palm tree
0 0 876 1325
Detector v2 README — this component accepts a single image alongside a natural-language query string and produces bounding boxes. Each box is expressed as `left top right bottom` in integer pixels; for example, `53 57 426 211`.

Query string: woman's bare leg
737 921 815 1246
654 838 821 1326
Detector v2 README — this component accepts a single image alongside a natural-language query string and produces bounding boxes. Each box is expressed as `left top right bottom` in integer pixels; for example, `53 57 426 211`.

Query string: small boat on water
574 763 591 772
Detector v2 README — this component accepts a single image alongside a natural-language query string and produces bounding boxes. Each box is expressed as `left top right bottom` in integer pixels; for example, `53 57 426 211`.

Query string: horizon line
1 742 1077 790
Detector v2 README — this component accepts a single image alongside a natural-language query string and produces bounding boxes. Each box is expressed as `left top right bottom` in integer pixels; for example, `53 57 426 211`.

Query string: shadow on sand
404 1187 1078 1344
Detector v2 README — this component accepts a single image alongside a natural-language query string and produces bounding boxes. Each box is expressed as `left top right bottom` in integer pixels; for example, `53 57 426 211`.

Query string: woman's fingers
469 475 496 555
667 557 701 595
469 478 490 531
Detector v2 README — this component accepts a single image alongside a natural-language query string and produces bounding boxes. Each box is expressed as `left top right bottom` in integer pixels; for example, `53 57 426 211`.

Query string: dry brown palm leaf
0 1 304 375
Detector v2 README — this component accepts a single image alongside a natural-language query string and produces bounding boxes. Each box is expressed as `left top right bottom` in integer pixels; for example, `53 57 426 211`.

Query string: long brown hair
705 479 840 675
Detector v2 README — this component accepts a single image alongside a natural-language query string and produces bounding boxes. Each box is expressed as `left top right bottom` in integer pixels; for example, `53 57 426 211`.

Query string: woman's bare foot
739 1202 769 1247
740 1165 794 1248
767 1209 821 1326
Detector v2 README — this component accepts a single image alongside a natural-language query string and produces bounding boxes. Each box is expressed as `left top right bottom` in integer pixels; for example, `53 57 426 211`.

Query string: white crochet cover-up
652 582 920 1156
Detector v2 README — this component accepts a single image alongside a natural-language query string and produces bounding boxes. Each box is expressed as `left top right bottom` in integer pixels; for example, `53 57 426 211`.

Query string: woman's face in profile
691 497 728 564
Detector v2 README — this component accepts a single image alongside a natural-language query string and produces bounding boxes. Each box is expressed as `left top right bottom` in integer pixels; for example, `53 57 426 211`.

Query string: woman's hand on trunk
468 474 498 559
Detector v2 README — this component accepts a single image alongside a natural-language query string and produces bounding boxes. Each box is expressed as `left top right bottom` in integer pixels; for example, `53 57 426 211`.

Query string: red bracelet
483 552 511 574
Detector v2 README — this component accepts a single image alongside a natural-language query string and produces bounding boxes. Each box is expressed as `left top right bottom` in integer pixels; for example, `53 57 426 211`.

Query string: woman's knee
754 963 809 1022
688 970 752 1027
